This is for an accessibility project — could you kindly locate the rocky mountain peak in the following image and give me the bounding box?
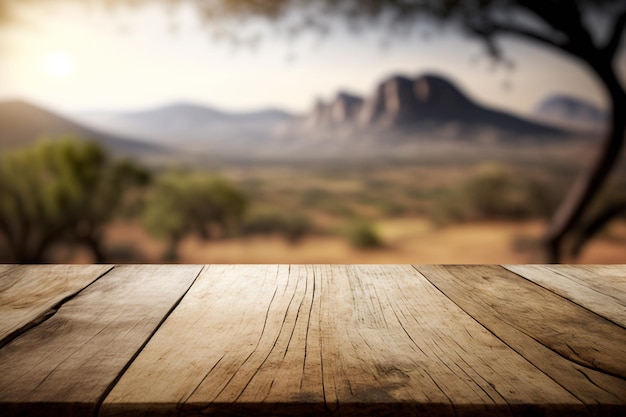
[351,73,474,128]
[331,91,364,124]
[295,71,564,139]
[304,91,364,129]
[413,74,473,110]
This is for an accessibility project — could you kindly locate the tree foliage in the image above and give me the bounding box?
[142,170,248,261]
[0,138,149,262]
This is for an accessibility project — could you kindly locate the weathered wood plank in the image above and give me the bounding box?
[101,264,583,417]
[504,264,626,327]
[0,264,203,417]
[0,265,19,293]
[416,264,626,414]
[0,265,16,275]
[0,264,112,346]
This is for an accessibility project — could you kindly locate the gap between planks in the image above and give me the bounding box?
[503,265,626,329]
[93,264,207,415]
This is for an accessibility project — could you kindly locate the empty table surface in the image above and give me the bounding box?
[0,264,624,416]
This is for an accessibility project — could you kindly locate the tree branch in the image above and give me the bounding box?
[512,0,600,62]
[488,22,563,48]
[604,9,626,59]
[480,19,605,77]
[473,20,586,61]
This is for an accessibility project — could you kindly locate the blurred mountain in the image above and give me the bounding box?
[295,73,567,140]
[0,100,165,157]
[534,94,607,131]
[2,74,584,163]
[303,92,364,129]
[73,102,294,148]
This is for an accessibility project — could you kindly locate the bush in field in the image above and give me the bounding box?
[0,138,149,262]
[143,170,247,261]
[378,201,407,217]
[240,211,312,244]
[431,164,554,224]
[300,188,355,217]
[344,220,383,249]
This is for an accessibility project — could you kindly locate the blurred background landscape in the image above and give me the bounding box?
[1,0,625,264]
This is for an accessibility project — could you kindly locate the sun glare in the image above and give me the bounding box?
[42,51,76,79]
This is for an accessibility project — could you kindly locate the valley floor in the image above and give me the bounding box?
[57,217,626,264]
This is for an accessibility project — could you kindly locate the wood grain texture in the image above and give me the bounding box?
[416,265,626,414]
[0,264,112,346]
[0,265,16,275]
[0,264,203,417]
[504,264,626,327]
[101,264,584,417]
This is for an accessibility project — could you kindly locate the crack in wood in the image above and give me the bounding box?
[414,264,623,413]
[9,264,614,417]
[0,265,115,350]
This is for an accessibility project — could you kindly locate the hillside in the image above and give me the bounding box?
[0,100,165,157]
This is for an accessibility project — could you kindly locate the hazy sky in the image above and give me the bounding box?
[0,1,616,116]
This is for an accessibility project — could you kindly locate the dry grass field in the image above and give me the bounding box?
[52,216,623,264]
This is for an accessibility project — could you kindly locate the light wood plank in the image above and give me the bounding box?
[0,265,16,275]
[0,265,19,292]
[0,264,203,417]
[101,264,583,417]
[0,264,112,346]
[504,264,626,327]
[416,264,626,412]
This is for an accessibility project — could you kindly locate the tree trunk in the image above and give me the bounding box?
[544,57,626,262]
[163,235,180,262]
[15,234,48,263]
[84,236,106,263]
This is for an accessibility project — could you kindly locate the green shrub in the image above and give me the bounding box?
[430,164,554,224]
[378,201,407,217]
[344,220,383,249]
[240,211,313,244]
[300,188,332,205]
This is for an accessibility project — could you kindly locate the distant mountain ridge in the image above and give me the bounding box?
[534,94,607,131]
[0,100,164,157]
[103,102,293,126]
[296,73,566,139]
[72,73,573,153]
[1,72,589,162]
[74,102,294,147]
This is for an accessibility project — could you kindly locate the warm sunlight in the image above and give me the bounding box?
[42,51,75,79]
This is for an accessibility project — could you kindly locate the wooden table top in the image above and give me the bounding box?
[0,264,624,416]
